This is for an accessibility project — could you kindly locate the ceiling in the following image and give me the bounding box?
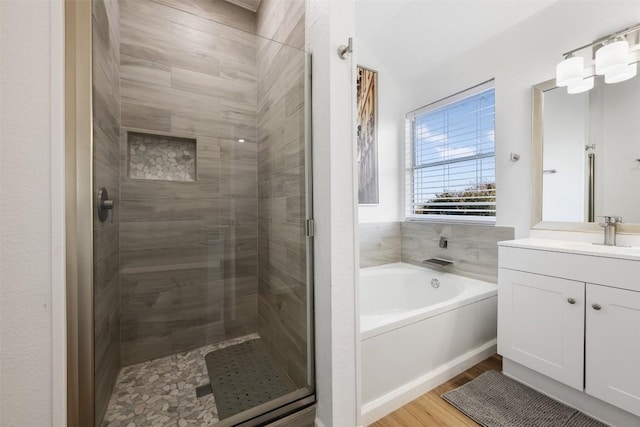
[356,0,560,80]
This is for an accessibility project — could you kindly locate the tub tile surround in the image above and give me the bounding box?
[401,222,515,282]
[359,221,515,282]
[359,222,401,268]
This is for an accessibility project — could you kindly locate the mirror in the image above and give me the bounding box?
[532,74,640,230]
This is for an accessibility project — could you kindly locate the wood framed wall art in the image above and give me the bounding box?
[357,66,379,205]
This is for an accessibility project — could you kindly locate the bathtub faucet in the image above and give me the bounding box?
[422,258,453,270]
[439,236,448,249]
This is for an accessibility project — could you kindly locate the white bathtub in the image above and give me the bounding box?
[360,262,498,425]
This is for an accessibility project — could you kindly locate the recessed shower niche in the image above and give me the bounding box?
[127,131,196,182]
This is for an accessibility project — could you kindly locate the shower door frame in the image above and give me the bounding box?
[65,1,316,425]
[65,1,94,426]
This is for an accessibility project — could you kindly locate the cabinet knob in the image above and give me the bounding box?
[592,303,602,311]
[567,297,576,305]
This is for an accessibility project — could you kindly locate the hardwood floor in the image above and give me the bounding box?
[370,354,503,427]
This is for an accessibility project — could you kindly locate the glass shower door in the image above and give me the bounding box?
[92,0,313,425]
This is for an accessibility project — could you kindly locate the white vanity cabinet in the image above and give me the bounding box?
[498,239,640,420]
[498,269,584,390]
[586,283,640,417]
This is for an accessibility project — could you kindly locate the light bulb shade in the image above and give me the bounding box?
[567,77,594,94]
[556,56,584,86]
[595,40,629,75]
[605,62,638,83]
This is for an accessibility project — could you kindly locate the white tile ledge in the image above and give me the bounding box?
[499,238,640,262]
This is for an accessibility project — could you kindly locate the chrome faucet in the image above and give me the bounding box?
[598,215,622,246]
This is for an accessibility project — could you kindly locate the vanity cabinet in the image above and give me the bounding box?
[498,239,640,418]
[586,284,640,417]
[498,269,584,390]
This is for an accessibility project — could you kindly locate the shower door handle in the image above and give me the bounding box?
[97,187,114,222]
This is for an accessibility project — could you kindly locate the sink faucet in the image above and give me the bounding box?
[598,215,622,246]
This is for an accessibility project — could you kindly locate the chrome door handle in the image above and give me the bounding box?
[567,297,576,305]
[592,303,602,311]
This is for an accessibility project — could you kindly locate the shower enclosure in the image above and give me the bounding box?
[66,0,313,425]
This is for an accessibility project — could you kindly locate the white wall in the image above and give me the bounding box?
[357,42,405,223]
[357,0,640,237]
[0,0,65,425]
[308,0,359,425]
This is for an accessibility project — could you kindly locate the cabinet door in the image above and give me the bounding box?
[498,268,584,390]
[586,284,640,417]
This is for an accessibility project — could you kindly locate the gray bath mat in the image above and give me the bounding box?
[204,338,296,420]
[441,370,608,427]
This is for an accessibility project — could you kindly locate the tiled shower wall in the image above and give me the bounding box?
[359,222,515,282]
[93,0,121,422]
[118,0,259,365]
[256,0,308,388]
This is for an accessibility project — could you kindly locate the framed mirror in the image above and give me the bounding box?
[531,75,640,233]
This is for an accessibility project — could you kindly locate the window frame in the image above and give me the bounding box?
[405,79,496,224]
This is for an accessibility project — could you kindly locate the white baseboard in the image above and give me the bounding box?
[361,340,497,426]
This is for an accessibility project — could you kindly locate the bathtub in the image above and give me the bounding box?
[360,262,498,425]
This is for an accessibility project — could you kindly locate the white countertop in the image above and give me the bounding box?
[498,238,640,262]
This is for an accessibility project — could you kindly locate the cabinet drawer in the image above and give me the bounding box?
[499,246,640,292]
[498,268,584,390]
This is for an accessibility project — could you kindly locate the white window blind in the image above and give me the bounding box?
[406,81,495,220]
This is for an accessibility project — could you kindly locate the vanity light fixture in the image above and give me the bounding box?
[555,23,640,94]
[595,38,630,76]
[556,55,584,87]
[567,76,594,94]
[605,62,637,83]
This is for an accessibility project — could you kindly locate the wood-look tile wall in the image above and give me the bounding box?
[400,222,515,283]
[93,0,121,423]
[359,223,401,268]
[118,0,259,365]
[255,0,308,388]
[359,222,515,281]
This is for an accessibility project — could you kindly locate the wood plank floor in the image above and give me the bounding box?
[370,354,502,427]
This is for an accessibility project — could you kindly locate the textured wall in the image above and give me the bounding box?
[93,0,121,423]
[0,1,57,425]
[255,0,308,388]
[118,0,259,365]
[359,222,401,268]
[401,222,514,282]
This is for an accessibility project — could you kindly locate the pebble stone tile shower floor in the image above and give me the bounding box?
[101,334,259,427]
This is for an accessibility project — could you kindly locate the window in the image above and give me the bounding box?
[406,81,495,221]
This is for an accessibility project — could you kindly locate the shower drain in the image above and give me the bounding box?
[195,384,213,398]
